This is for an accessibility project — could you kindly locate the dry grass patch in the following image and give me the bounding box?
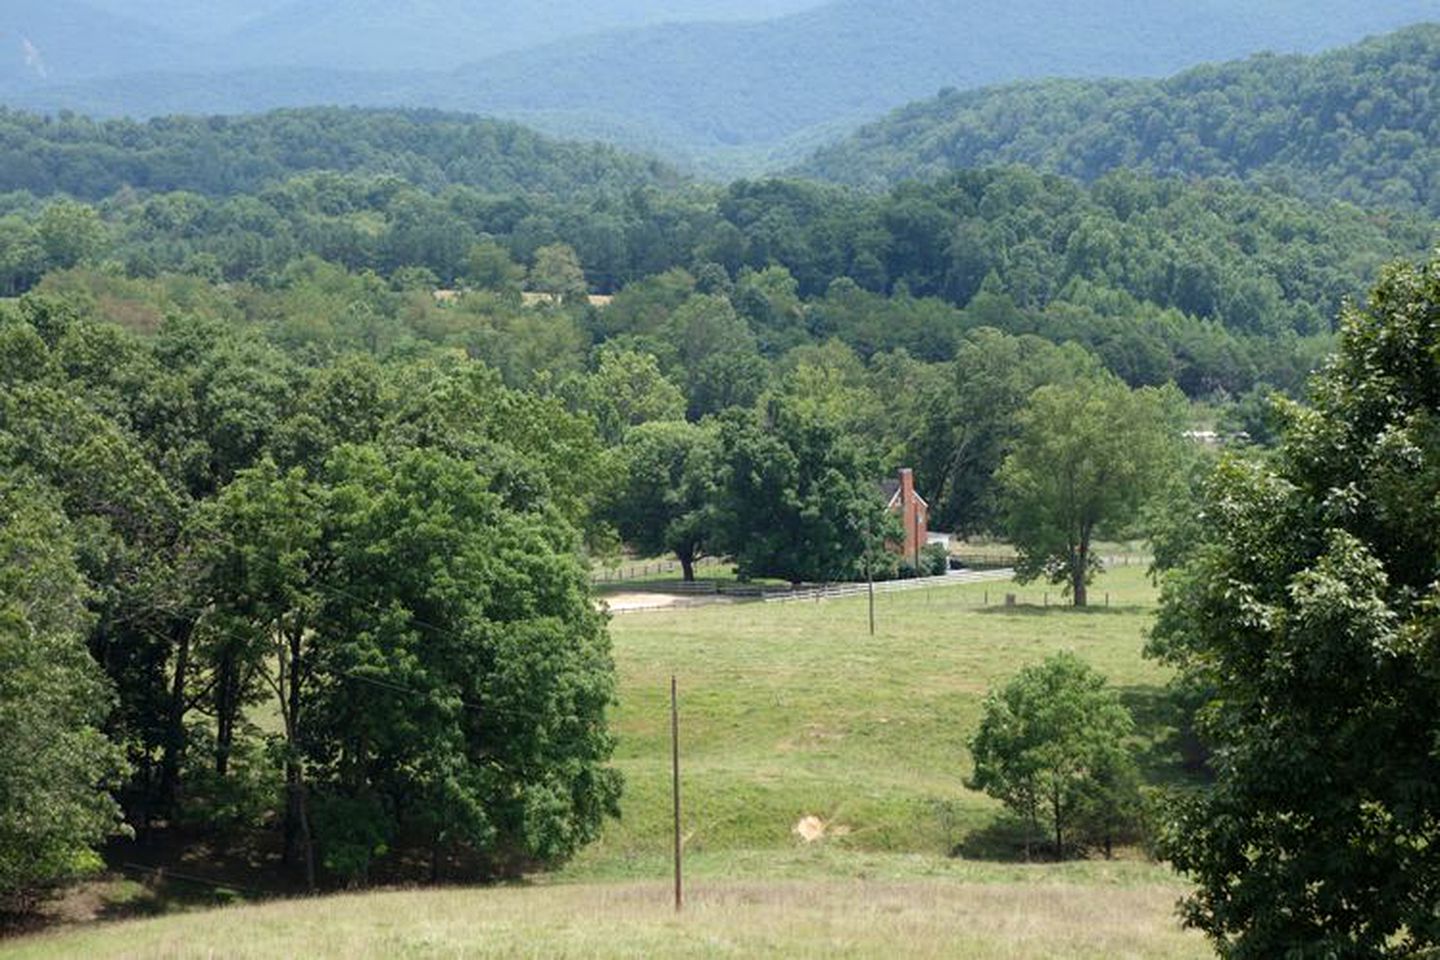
[1,878,1203,959]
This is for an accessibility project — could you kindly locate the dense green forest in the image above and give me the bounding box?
[803,24,1440,213]
[0,108,677,200]
[1,105,1431,404]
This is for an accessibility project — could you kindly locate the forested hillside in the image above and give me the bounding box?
[2,116,1429,403]
[0,108,678,200]
[5,1,1432,172]
[803,24,1440,213]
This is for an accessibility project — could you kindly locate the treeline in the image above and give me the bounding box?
[3,165,1430,402]
[22,251,1194,538]
[0,295,628,902]
[0,107,678,200]
[802,23,1440,214]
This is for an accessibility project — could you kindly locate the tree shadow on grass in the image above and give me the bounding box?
[951,814,1055,862]
[975,604,1152,617]
[95,872,252,921]
[1116,684,1211,788]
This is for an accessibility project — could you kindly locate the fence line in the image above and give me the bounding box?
[595,552,1149,585]
[762,568,1014,604]
[591,556,724,584]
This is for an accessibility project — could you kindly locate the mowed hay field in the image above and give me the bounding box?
[4,566,1205,959]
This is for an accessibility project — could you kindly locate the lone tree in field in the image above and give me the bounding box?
[1149,254,1440,957]
[968,652,1138,860]
[997,376,1181,605]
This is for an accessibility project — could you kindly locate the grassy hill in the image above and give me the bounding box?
[801,23,1440,213]
[571,566,1175,875]
[1,566,1204,957]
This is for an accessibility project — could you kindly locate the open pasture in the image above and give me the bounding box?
[3,566,1203,958]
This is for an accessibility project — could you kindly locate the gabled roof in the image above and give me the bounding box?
[879,478,928,510]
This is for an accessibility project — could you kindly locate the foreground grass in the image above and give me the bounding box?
[3,875,1202,959]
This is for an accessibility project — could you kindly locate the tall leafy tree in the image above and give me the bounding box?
[605,419,719,581]
[1149,254,1440,957]
[308,445,621,882]
[563,348,686,445]
[714,396,886,585]
[528,243,588,303]
[908,328,1098,533]
[0,477,128,909]
[997,375,1182,605]
[200,461,325,886]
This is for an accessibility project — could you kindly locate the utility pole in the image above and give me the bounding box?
[671,675,682,912]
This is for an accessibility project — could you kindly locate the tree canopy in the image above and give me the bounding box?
[998,376,1184,605]
[1149,252,1440,956]
[803,24,1440,215]
[0,476,128,910]
[969,652,1139,860]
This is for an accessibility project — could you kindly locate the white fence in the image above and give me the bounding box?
[762,568,1014,604]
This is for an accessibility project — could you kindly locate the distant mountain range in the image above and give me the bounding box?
[4,0,824,76]
[2,0,1435,174]
[799,24,1440,213]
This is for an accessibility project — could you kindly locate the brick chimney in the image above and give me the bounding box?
[899,468,919,567]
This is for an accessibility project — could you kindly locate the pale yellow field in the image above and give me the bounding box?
[2,877,1203,959]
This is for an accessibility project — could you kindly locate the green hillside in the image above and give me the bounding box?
[0,107,679,200]
[575,568,1171,873]
[5,1,1433,172]
[802,23,1440,213]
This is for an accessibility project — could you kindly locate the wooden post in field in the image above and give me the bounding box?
[866,558,875,637]
[671,675,683,913]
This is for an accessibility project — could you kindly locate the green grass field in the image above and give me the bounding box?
[3,566,1205,958]
[569,565,1174,878]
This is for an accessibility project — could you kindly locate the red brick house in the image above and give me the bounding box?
[881,468,929,568]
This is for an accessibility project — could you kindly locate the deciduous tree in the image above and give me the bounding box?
[998,375,1181,605]
[968,652,1138,860]
[1149,254,1440,957]
[0,477,127,910]
[605,420,718,581]
[714,397,885,585]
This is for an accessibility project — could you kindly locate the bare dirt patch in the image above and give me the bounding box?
[598,592,737,613]
[601,592,687,612]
